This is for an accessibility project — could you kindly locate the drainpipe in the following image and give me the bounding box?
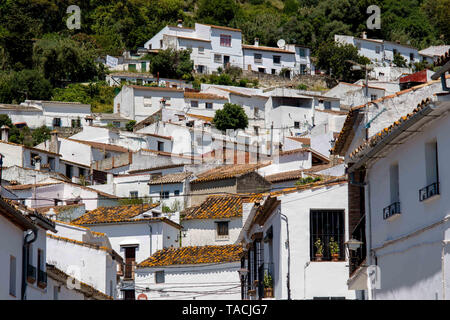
[364,170,375,300]
[148,223,153,256]
[279,212,291,300]
[21,228,37,300]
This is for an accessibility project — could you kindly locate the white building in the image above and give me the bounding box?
[238,178,356,300]
[335,34,421,66]
[72,203,182,299]
[149,171,192,211]
[325,82,387,109]
[346,93,450,299]
[135,244,242,300]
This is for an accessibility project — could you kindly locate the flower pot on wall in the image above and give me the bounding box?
[331,253,339,262]
[315,253,323,261]
[264,287,273,298]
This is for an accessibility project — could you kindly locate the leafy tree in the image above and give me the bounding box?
[150,48,193,80]
[33,35,104,87]
[32,125,51,146]
[196,0,240,26]
[0,69,52,104]
[213,103,248,131]
[393,52,407,68]
[125,120,136,132]
[315,41,370,82]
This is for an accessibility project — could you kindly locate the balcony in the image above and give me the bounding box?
[383,202,401,221]
[27,265,36,284]
[419,182,440,202]
[37,270,47,289]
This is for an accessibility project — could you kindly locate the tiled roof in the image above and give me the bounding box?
[269,176,348,197]
[0,140,61,156]
[186,113,214,122]
[184,91,227,100]
[46,264,113,300]
[435,48,450,67]
[0,104,41,112]
[36,203,84,215]
[191,163,268,184]
[137,244,242,267]
[148,171,192,185]
[72,203,159,225]
[264,169,305,183]
[177,36,211,43]
[286,136,311,145]
[279,147,330,163]
[202,24,241,32]
[331,75,450,156]
[5,182,62,190]
[181,195,243,220]
[128,85,184,92]
[64,138,130,153]
[348,98,433,162]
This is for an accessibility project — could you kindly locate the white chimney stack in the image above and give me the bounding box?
[177,19,183,28]
[254,38,259,46]
[50,130,59,154]
[1,125,9,142]
[362,31,367,39]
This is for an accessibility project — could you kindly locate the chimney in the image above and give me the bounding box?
[1,125,10,142]
[50,130,59,154]
[107,173,114,185]
[361,31,367,39]
[254,38,259,46]
[85,115,94,126]
[177,19,183,28]
[34,155,41,171]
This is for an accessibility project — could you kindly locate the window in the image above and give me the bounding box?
[393,49,398,56]
[410,53,414,61]
[197,65,205,74]
[191,100,198,108]
[157,141,164,151]
[53,286,59,300]
[198,47,204,54]
[155,271,165,283]
[174,190,180,196]
[160,191,169,199]
[112,121,120,128]
[273,55,281,65]
[53,118,61,127]
[324,101,331,110]
[10,256,16,297]
[214,54,222,63]
[300,64,307,75]
[370,94,377,101]
[71,118,81,128]
[356,42,361,50]
[123,289,135,300]
[128,64,136,72]
[220,34,231,47]
[254,53,262,64]
[130,191,138,198]
[30,153,38,166]
[271,69,276,75]
[110,280,114,297]
[258,68,265,73]
[206,102,213,109]
[48,157,55,171]
[299,48,306,58]
[79,168,85,178]
[390,163,400,204]
[124,247,136,280]
[66,164,73,179]
[375,46,381,54]
[420,140,439,201]
[294,121,300,129]
[216,221,229,237]
[310,210,345,261]
[160,39,163,48]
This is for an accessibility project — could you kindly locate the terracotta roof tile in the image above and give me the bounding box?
[137,244,242,267]
[192,163,268,184]
[184,92,227,100]
[348,98,433,161]
[435,48,450,67]
[181,195,243,220]
[148,171,192,185]
[64,138,130,153]
[72,204,159,225]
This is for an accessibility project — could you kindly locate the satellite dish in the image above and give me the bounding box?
[277,39,286,48]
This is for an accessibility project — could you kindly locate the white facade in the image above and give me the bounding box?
[135,261,241,300]
[181,217,242,247]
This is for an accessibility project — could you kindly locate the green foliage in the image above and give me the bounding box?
[263,272,273,288]
[393,52,407,68]
[315,41,370,82]
[126,120,136,132]
[51,82,115,113]
[314,238,323,255]
[118,197,144,205]
[329,237,340,255]
[295,176,321,186]
[33,35,104,87]
[297,83,308,90]
[213,103,248,131]
[150,48,193,80]
[32,125,51,146]
[196,0,240,26]
[0,69,52,104]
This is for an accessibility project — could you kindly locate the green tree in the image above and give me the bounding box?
[213,103,248,131]
[32,125,51,146]
[125,120,136,132]
[196,0,240,26]
[393,52,407,67]
[0,69,52,104]
[150,48,193,80]
[315,41,370,82]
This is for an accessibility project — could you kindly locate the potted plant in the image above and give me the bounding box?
[263,273,273,298]
[329,237,340,261]
[314,238,324,261]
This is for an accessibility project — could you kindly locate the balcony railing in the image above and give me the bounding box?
[37,270,47,289]
[27,265,36,284]
[419,182,439,201]
[383,202,401,220]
